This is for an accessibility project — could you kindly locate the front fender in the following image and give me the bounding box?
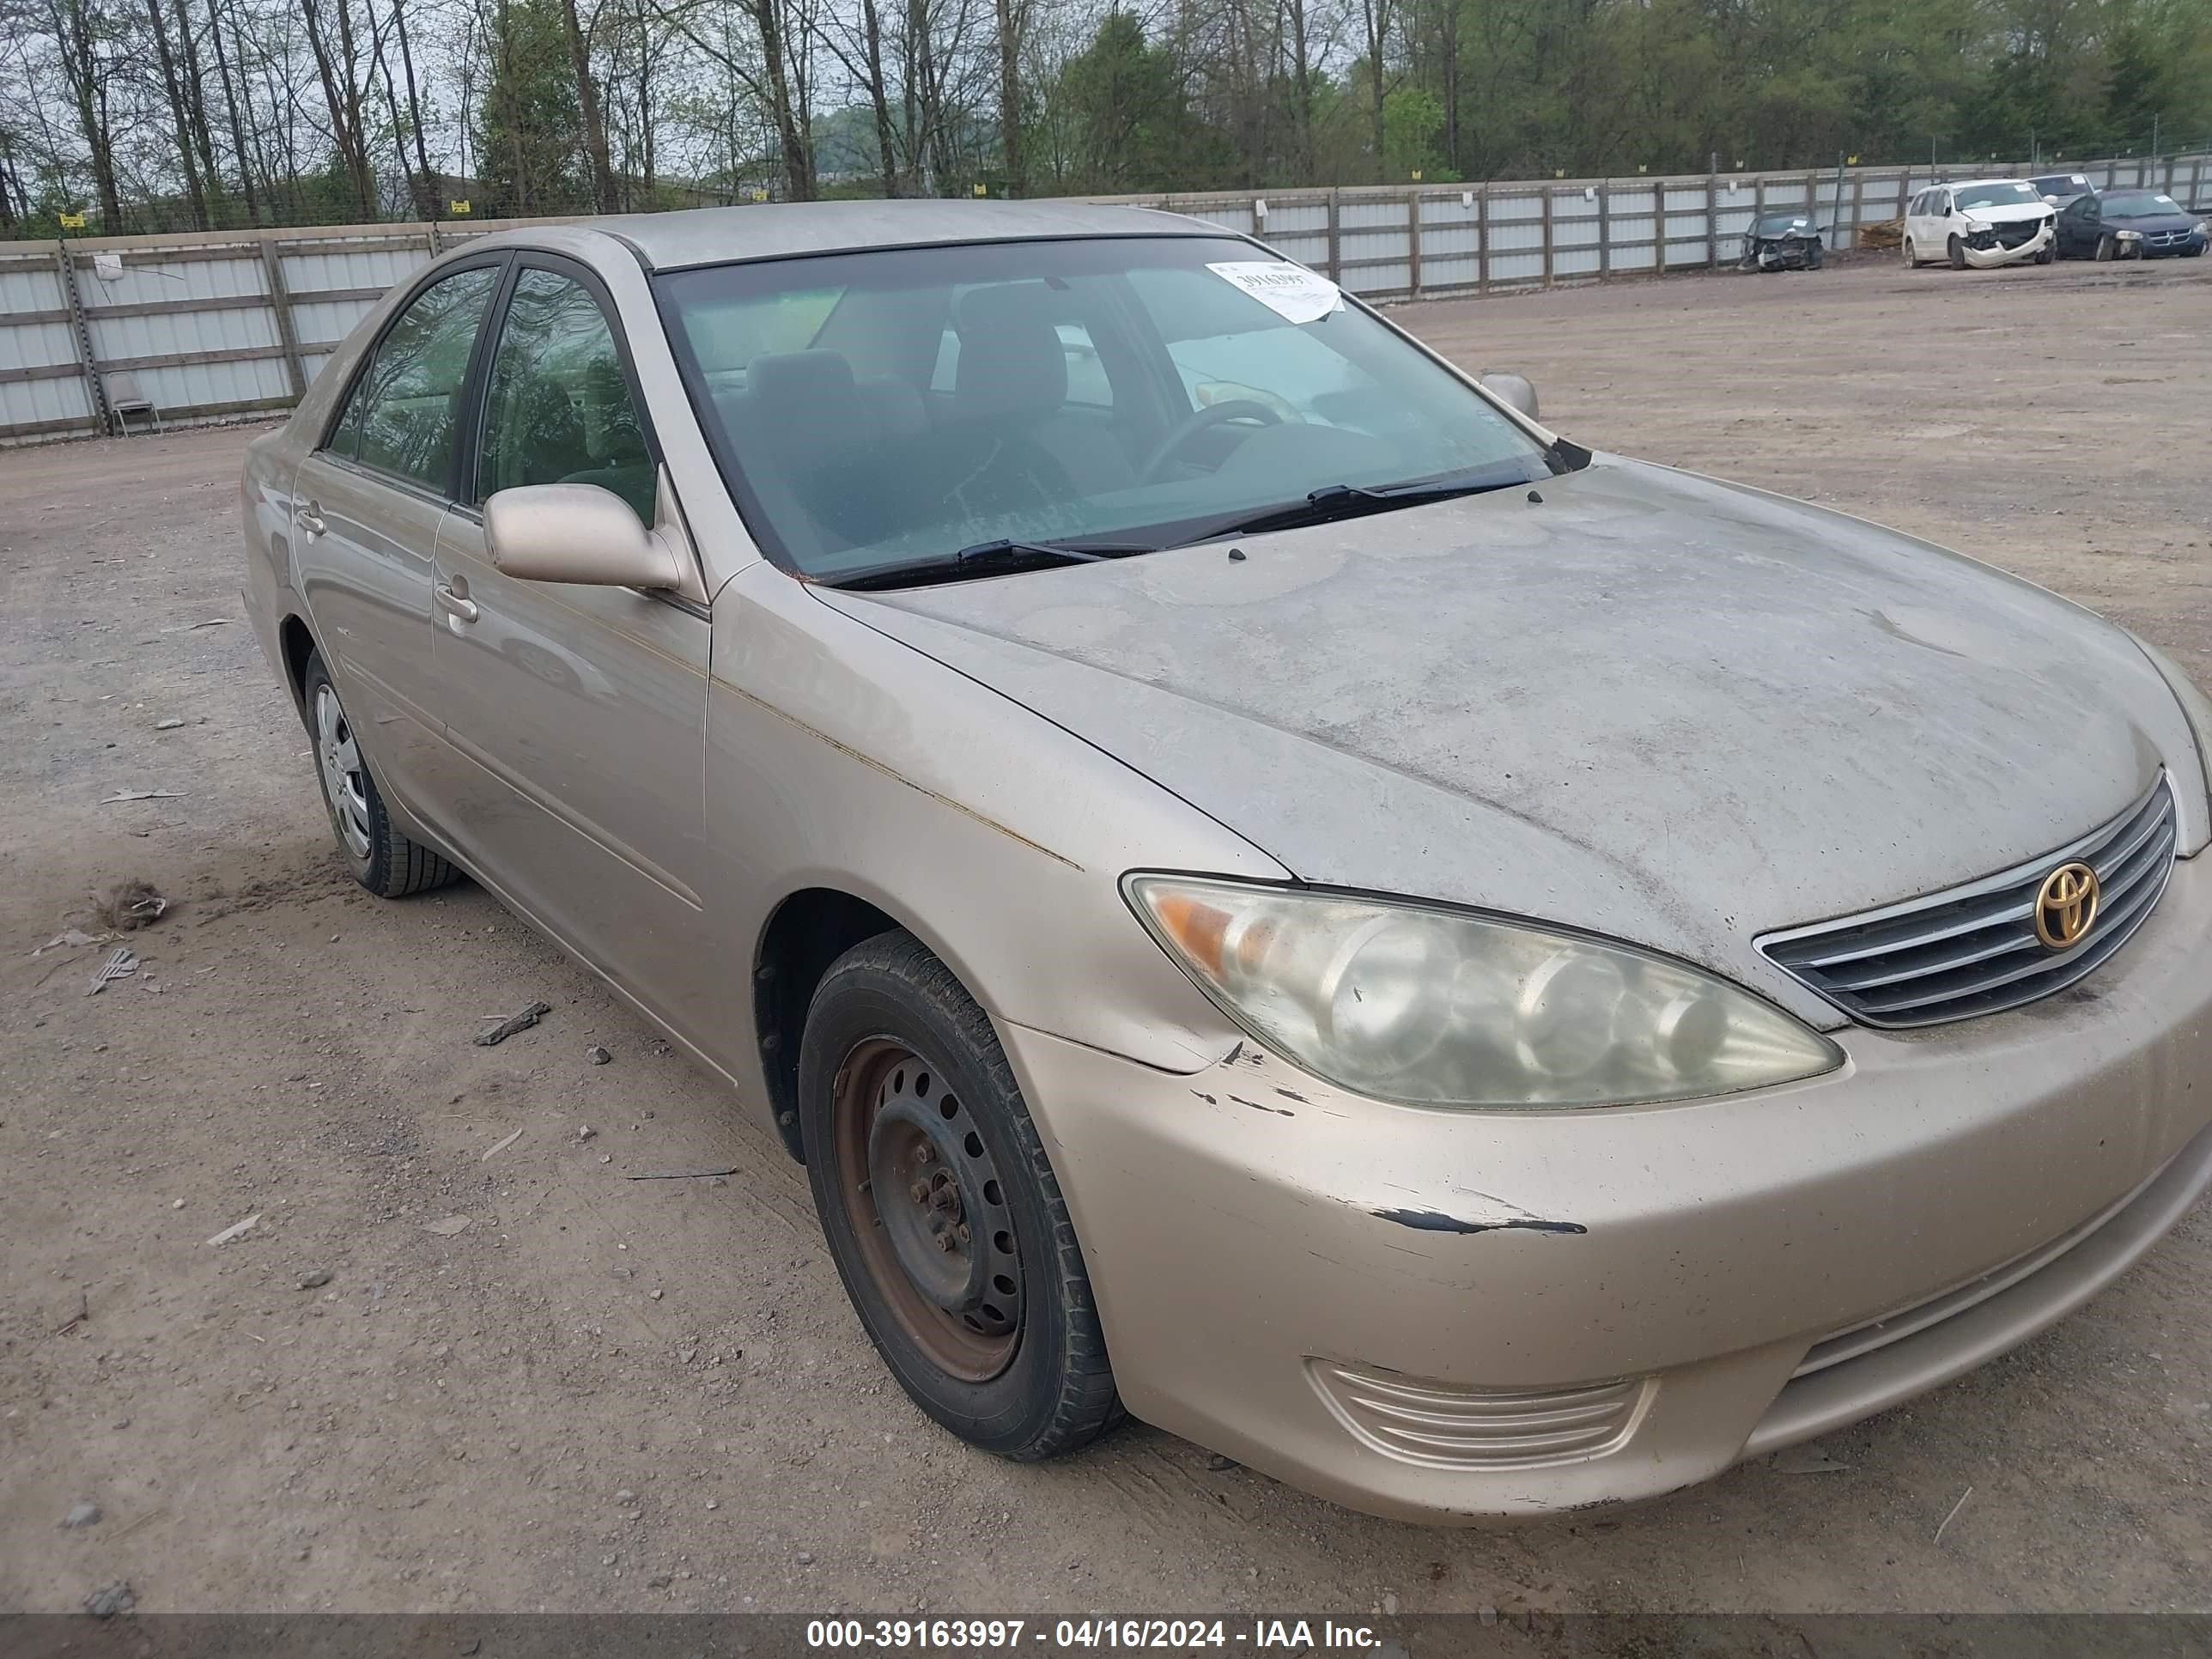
[701,562,1291,1138]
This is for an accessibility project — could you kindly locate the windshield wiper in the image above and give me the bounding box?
[830,538,1153,592]
[1174,465,1535,545]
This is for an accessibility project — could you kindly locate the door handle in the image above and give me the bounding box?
[298,500,327,538]
[435,581,479,624]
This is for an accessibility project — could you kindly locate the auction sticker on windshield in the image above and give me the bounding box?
[1206,260,1345,324]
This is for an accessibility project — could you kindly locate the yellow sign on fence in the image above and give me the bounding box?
[58,210,86,229]
[448,199,471,215]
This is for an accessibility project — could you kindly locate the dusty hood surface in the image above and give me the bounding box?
[819,459,2190,1018]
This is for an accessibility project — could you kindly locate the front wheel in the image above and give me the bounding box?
[2094,234,2116,262]
[1947,234,1967,270]
[2033,245,2054,264]
[1805,243,1825,270]
[1901,236,1917,267]
[799,932,1121,1461]
[301,650,459,897]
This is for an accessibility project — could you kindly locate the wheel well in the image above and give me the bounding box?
[755,889,902,1162]
[278,614,318,712]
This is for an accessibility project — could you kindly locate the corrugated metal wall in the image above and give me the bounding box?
[2,151,2205,447]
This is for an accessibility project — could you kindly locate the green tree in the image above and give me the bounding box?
[476,0,585,215]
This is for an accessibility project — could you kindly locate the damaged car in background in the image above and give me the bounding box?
[1903,178,2057,267]
[240,200,2212,1523]
[1737,212,1826,271]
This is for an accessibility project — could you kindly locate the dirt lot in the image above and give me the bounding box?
[4,254,2211,1619]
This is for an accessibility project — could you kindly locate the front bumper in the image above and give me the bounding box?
[1005,852,2212,1522]
[1960,221,2054,268]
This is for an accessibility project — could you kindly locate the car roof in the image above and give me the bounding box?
[1938,178,2036,191]
[580,198,1224,272]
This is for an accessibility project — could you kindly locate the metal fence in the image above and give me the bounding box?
[3,151,2207,447]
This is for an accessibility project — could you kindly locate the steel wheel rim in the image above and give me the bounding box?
[832,1037,1022,1382]
[314,683,372,860]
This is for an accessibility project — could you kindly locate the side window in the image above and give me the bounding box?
[340,264,499,489]
[477,267,655,527]
[329,373,368,460]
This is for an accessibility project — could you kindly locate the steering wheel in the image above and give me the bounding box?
[1140,399,1284,483]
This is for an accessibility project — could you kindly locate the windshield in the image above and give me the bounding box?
[655,235,1556,581]
[1954,182,2039,210]
[2100,191,2182,216]
[2031,174,2089,193]
[1753,215,1814,234]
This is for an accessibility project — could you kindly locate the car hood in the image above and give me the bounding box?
[1962,203,2051,224]
[817,459,2190,1019]
[2106,211,2203,232]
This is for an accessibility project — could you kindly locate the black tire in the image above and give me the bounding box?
[1902,236,1917,268]
[2183,245,2203,259]
[301,649,459,898]
[799,931,1121,1461]
[1806,244,1825,270]
[1948,234,1967,270]
[2094,234,2115,263]
[2033,246,2053,265]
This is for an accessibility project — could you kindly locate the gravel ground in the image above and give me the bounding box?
[3,253,2209,1618]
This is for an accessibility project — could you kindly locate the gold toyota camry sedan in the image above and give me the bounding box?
[240,200,2212,1522]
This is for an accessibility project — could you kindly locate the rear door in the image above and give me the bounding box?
[292,257,506,814]
[421,255,719,1038]
[1905,191,1933,255]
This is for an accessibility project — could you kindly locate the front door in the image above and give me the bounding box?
[292,260,504,813]
[423,258,719,1042]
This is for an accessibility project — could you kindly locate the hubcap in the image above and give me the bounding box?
[314,684,372,860]
[834,1039,1023,1382]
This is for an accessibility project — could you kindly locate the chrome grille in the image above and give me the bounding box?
[1757,775,2177,1029]
[1307,1359,1647,1469]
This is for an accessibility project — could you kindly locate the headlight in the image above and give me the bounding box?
[2130,633,2212,805]
[1125,876,1843,1109]
[2117,229,2143,240]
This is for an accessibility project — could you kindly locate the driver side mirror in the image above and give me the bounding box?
[1480,371,1540,421]
[483,483,685,589]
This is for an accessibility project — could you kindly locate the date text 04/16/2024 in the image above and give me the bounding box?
[805,1619,1387,1650]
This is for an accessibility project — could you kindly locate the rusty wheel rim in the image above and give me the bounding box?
[832,1037,1022,1382]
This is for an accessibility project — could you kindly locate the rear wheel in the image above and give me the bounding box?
[799,931,1121,1460]
[301,651,459,898]
[1947,234,1967,270]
